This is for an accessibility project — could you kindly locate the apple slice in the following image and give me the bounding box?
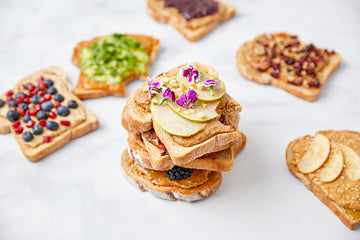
[167,100,220,123]
[318,142,344,182]
[176,70,226,101]
[298,133,330,174]
[339,144,360,181]
[150,97,206,137]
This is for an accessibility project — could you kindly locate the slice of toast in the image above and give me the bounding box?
[147,0,235,41]
[0,66,99,162]
[128,130,247,171]
[235,33,341,102]
[121,149,222,202]
[72,34,159,99]
[286,130,360,230]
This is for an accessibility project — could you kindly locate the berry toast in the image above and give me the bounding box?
[286,130,360,230]
[235,33,341,101]
[72,33,159,99]
[147,0,235,42]
[0,66,99,162]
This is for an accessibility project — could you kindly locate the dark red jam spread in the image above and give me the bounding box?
[162,0,219,21]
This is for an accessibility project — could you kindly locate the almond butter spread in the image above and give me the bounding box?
[245,33,337,88]
[290,133,360,213]
[129,158,209,188]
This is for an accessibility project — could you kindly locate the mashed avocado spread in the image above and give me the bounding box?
[80,34,149,85]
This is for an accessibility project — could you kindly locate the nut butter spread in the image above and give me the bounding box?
[290,134,360,213]
[245,33,337,88]
[129,158,210,188]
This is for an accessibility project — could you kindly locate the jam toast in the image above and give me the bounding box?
[0,66,99,162]
[147,0,235,42]
[72,34,159,99]
[235,33,341,101]
[286,130,360,230]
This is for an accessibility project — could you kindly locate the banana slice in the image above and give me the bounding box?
[339,144,360,181]
[298,133,330,174]
[318,142,344,182]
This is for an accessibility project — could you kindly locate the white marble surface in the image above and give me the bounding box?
[0,0,360,239]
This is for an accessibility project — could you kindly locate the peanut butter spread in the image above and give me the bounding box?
[245,33,337,88]
[0,73,86,148]
[290,132,360,212]
[129,158,210,188]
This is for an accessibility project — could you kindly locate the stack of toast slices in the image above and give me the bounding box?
[121,63,246,202]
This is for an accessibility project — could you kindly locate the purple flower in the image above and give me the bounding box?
[148,77,162,98]
[202,80,222,96]
[176,89,198,108]
[181,65,200,83]
[162,87,176,102]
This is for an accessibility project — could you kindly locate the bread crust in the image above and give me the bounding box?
[235,33,342,102]
[147,0,235,41]
[121,149,222,202]
[286,130,360,230]
[0,66,99,162]
[72,34,159,99]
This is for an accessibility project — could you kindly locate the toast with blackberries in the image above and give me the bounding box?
[147,0,235,42]
[72,33,159,99]
[0,66,99,162]
[235,33,341,101]
[286,130,360,230]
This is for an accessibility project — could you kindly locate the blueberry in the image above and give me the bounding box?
[54,93,64,102]
[36,110,47,120]
[6,110,20,122]
[23,115,31,123]
[46,121,59,131]
[44,79,54,87]
[33,125,43,135]
[57,106,70,116]
[22,131,33,142]
[8,100,17,108]
[32,95,41,104]
[41,101,54,112]
[47,86,57,95]
[68,100,78,109]
[0,99,4,108]
[19,103,29,111]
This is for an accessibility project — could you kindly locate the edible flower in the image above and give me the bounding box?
[148,77,162,98]
[181,65,200,83]
[159,87,176,105]
[202,80,222,96]
[176,89,198,108]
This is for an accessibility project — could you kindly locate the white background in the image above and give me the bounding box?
[0,0,359,239]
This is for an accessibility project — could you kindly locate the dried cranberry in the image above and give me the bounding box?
[303,44,315,52]
[48,111,57,119]
[60,120,71,127]
[43,136,52,143]
[287,78,303,86]
[26,120,36,128]
[308,79,321,88]
[295,67,302,76]
[12,121,21,129]
[292,62,300,68]
[306,69,316,77]
[271,69,280,78]
[39,119,47,127]
[284,56,295,65]
[271,62,280,69]
[256,67,269,72]
[15,126,24,134]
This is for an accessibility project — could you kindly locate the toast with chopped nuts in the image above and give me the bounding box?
[72,34,159,99]
[235,33,341,102]
[121,149,222,202]
[0,66,99,162]
[147,0,235,42]
[286,130,360,230]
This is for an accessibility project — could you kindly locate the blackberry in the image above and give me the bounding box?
[166,166,193,181]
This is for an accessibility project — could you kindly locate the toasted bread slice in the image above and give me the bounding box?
[72,34,159,99]
[121,149,222,202]
[286,130,360,230]
[147,0,235,41]
[0,66,99,162]
[127,130,246,171]
[235,33,341,102]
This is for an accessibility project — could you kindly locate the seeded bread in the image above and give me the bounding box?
[235,33,342,102]
[286,130,360,230]
[147,0,235,42]
[121,149,222,202]
[0,66,99,162]
[72,34,159,99]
